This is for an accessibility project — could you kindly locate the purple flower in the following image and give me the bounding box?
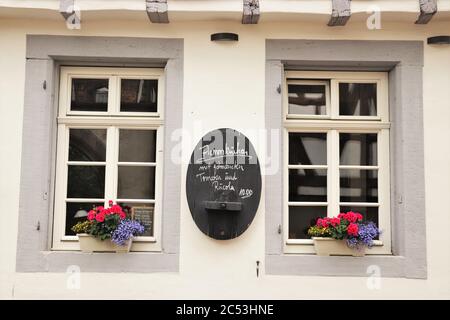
[346,222,380,249]
[111,219,145,246]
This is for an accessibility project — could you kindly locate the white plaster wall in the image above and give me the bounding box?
[0,16,449,299]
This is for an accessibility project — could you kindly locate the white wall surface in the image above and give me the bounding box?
[0,14,449,299]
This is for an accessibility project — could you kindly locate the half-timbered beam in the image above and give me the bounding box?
[59,0,75,21]
[415,0,437,24]
[328,0,351,26]
[242,0,260,24]
[146,0,169,23]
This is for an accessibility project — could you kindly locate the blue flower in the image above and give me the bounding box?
[346,222,380,249]
[111,219,145,246]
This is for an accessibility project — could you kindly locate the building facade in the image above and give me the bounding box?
[0,0,449,299]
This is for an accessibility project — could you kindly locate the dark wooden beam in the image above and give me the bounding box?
[415,0,437,24]
[59,0,75,21]
[146,0,169,23]
[242,0,260,24]
[328,0,351,27]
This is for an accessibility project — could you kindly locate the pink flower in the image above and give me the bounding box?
[316,218,329,228]
[330,217,341,227]
[108,200,114,206]
[316,218,324,227]
[87,210,96,221]
[347,223,359,236]
[111,205,122,214]
[119,212,126,220]
[96,212,105,222]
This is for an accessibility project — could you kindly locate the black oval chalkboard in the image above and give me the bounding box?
[186,128,262,240]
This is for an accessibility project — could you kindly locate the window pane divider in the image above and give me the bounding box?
[65,198,104,202]
[287,164,327,169]
[117,162,156,167]
[67,161,106,166]
[288,202,328,206]
[329,130,339,218]
[116,199,156,203]
[339,165,379,170]
[284,120,390,130]
[58,116,163,127]
[339,202,379,207]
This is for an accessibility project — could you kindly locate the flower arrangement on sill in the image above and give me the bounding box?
[71,201,145,252]
[307,211,381,256]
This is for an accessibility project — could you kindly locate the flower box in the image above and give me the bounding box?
[71,201,145,253]
[312,237,365,257]
[77,233,132,253]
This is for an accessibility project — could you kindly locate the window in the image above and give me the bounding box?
[283,71,391,254]
[52,67,164,251]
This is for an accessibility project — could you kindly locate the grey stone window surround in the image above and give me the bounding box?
[16,35,183,273]
[265,40,427,279]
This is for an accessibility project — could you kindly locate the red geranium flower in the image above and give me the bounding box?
[347,223,359,236]
[330,217,341,227]
[87,210,96,221]
[96,212,105,222]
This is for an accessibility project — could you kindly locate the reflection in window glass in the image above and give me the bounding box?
[340,133,377,166]
[340,169,378,202]
[65,202,103,236]
[289,133,327,165]
[119,202,155,237]
[339,83,377,116]
[69,129,107,162]
[67,165,105,199]
[117,166,155,199]
[289,206,328,239]
[71,79,109,112]
[119,129,156,163]
[289,169,327,202]
[288,84,327,115]
[120,79,158,113]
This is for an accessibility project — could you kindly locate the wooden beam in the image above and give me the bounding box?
[146,0,169,23]
[415,0,437,24]
[242,0,260,24]
[328,0,351,27]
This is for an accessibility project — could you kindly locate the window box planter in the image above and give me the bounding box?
[77,234,132,253]
[312,237,366,257]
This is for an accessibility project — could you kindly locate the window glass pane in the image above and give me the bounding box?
[120,79,158,113]
[339,83,377,116]
[340,169,378,202]
[119,202,154,237]
[289,169,327,202]
[65,202,103,236]
[340,133,377,166]
[67,165,105,198]
[117,166,155,199]
[340,206,379,240]
[119,129,156,163]
[69,129,106,162]
[288,84,327,115]
[71,78,108,112]
[289,133,327,165]
[289,206,328,239]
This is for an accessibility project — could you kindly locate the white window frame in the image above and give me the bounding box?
[52,67,165,252]
[283,71,391,255]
